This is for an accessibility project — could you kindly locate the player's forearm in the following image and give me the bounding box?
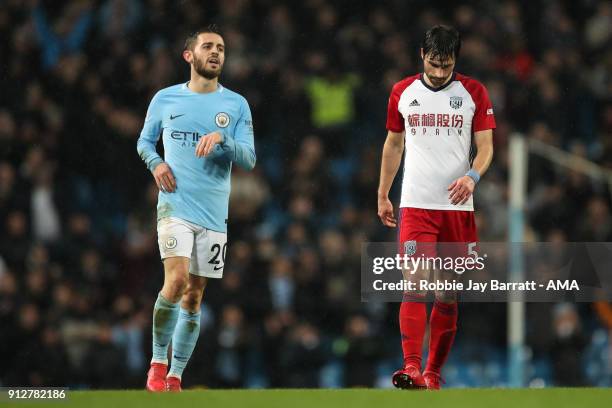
[137,138,164,172]
[219,135,256,171]
[378,140,403,198]
[137,96,163,172]
[233,142,256,170]
[471,143,493,178]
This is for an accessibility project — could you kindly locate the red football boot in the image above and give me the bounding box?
[166,375,182,392]
[392,365,427,390]
[146,362,168,392]
[423,371,444,390]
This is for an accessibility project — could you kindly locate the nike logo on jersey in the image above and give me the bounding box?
[170,114,185,120]
[409,99,420,107]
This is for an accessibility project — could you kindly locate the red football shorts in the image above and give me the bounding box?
[398,207,478,258]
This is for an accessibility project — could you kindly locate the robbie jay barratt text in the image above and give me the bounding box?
[371,279,580,292]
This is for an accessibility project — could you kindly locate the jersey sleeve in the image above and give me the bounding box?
[217,97,256,170]
[471,83,496,132]
[136,92,164,172]
[386,83,405,132]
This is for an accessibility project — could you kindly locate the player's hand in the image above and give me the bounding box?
[448,176,475,205]
[153,162,176,193]
[195,131,222,157]
[378,196,397,227]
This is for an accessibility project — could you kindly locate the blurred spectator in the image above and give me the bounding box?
[30,161,61,243]
[212,305,250,388]
[340,315,383,387]
[280,322,326,387]
[97,0,143,40]
[31,0,94,69]
[305,64,360,155]
[0,211,30,270]
[550,303,588,386]
[577,197,612,241]
[84,323,128,388]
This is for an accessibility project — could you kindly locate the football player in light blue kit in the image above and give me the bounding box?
[137,25,255,392]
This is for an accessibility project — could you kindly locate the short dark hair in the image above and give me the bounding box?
[421,25,461,61]
[184,24,223,51]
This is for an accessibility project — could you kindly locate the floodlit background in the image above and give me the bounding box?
[0,0,611,389]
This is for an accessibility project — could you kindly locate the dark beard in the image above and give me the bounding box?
[194,57,221,80]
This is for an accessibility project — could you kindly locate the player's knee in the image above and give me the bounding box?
[434,290,457,304]
[402,290,428,302]
[164,266,189,298]
[411,289,429,298]
[183,287,204,312]
[174,275,188,293]
[163,281,187,302]
[172,274,189,292]
[183,293,202,312]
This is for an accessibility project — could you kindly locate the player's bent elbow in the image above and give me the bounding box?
[239,149,256,171]
[136,141,144,156]
[244,154,256,171]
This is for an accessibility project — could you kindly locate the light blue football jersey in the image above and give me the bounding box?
[137,82,256,233]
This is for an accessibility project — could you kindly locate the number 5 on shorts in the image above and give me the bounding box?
[467,242,478,257]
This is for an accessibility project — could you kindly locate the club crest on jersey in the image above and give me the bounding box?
[404,240,417,256]
[450,96,463,109]
[215,112,230,128]
[165,236,177,250]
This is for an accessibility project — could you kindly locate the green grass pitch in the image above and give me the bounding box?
[12,388,611,408]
